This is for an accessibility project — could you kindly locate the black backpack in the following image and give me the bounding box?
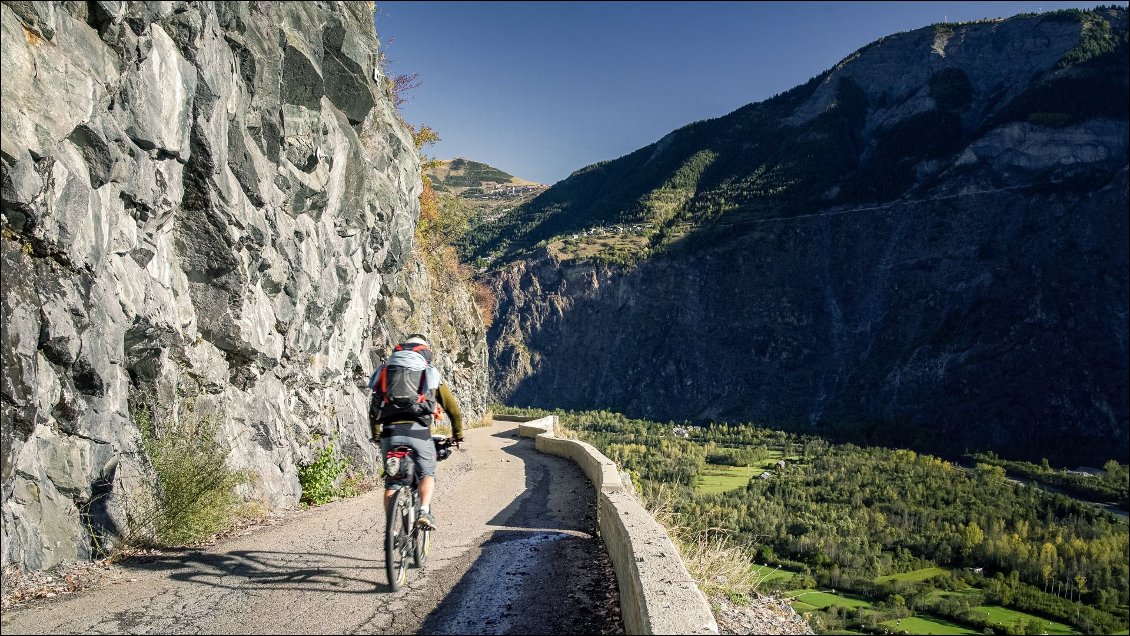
[370,343,440,430]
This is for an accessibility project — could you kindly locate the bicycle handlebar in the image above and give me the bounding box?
[432,435,458,460]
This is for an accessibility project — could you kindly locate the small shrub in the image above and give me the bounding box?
[297,435,357,506]
[553,419,578,440]
[130,392,249,546]
[470,277,497,328]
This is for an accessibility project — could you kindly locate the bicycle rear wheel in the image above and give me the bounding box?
[385,488,411,591]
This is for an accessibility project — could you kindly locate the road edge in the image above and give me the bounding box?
[503,414,719,636]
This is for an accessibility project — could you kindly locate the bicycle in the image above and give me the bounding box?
[383,434,455,591]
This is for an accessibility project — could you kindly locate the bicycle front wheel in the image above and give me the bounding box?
[414,525,431,568]
[385,488,411,591]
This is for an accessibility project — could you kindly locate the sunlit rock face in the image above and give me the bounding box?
[1,1,487,572]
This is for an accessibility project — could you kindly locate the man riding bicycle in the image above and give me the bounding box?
[370,334,463,530]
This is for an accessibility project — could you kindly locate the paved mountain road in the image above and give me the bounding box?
[1,419,622,634]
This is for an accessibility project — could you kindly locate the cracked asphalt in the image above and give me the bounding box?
[0,419,623,635]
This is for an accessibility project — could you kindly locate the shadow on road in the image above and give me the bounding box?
[416,428,622,635]
[120,548,395,594]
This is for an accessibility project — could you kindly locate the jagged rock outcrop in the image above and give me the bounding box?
[1,1,488,573]
[487,9,1128,466]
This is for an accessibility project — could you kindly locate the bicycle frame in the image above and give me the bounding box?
[383,435,451,591]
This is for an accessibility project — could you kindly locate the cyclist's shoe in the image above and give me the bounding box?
[416,511,438,530]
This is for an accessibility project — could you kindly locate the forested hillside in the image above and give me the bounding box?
[464,7,1128,268]
[502,406,1130,635]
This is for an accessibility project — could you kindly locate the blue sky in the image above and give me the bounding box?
[375,1,1126,184]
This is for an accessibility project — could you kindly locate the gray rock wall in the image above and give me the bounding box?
[1,1,487,572]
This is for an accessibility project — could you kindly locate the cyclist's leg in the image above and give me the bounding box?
[418,475,434,508]
[411,436,437,507]
[410,437,437,526]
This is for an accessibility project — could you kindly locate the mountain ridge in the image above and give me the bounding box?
[464,6,1127,270]
[480,6,1129,466]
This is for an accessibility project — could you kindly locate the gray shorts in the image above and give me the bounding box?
[380,434,437,488]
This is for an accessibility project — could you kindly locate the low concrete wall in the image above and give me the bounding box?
[505,415,719,635]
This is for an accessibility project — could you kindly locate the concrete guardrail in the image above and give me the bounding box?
[501,414,719,635]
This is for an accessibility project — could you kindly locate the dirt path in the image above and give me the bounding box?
[0,419,622,635]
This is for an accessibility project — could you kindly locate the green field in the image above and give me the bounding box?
[752,564,796,584]
[970,605,1080,635]
[878,615,980,635]
[875,567,950,584]
[786,589,874,611]
[697,465,762,494]
[790,585,1084,635]
[696,451,801,494]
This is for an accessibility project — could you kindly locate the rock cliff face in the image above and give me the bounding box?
[488,10,1129,466]
[1,1,487,572]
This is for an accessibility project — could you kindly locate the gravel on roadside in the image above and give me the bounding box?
[712,593,815,635]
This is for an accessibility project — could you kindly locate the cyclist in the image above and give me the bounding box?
[370,334,463,530]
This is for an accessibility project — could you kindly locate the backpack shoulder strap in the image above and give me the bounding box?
[377,366,389,402]
[416,370,429,403]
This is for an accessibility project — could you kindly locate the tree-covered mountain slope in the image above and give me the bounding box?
[481,7,1129,466]
[464,7,1127,269]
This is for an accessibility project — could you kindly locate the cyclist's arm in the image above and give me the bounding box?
[436,383,463,441]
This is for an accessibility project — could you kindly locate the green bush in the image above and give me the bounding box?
[297,435,357,506]
[131,392,249,546]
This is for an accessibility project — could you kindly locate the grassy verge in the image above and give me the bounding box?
[645,490,767,601]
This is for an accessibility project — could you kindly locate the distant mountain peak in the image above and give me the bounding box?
[427,158,543,194]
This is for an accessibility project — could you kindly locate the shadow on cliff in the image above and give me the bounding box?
[494,175,1130,466]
